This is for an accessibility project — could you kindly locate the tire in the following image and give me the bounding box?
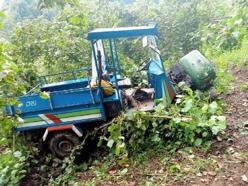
[48,132,80,158]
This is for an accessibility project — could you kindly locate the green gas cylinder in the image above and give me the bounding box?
[178,50,216,90]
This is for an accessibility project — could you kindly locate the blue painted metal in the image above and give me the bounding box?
[21,105,102,121]
[17,88,101,114]
[90,41,107,121]
[147,60,175,106]
[109,39,121,101]
[16,117,103,132]
[40,78,90,92]
[87,25,158,40]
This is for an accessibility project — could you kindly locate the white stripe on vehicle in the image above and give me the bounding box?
[42,129,49,141]
[17,121,47,128]
[72,125,83,137]
[39,114,54,124]
[60,114,101,122]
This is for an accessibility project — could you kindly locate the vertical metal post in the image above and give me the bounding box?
[91,41,106,120]
[109,39,121,101]
[91,41,100,87]
[113,40,121,74]
[154,36,166,73]
[101,40,108,71]
[87,68,95,104]
[44,76,48,85]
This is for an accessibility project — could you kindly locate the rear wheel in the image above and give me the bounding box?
[48,132,80,158]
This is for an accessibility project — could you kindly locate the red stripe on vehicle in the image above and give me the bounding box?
[45,114,61,123]
[47,125,73,132]
[166,81,175,100]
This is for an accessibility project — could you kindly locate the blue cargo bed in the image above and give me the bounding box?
[8,86,111,132]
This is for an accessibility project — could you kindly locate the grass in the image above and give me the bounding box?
[213,39,248,66]
[240,83,248,91]
[209,39,248,93]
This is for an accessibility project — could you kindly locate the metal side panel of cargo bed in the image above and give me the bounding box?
[16,106,104,131]
[14,87,107,132]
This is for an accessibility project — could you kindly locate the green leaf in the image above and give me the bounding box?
[69,16,81,25]
[194,138,202,146]
[107,139,114,148]
[169,164,181,173]
[39,91,50,99]
[217,115,226,122]
[181,99,193,113]
[115,143,125,156]
[173,117,181,124]
[202,132,208,137]
[201,104,208,113]
[13,151,22,158]
[217,116,226,130]
[97,137,103,147]
[208,101,218,114]
[211,126,220,135]
[120,168,128,175]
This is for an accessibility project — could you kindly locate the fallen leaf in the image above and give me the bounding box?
[129,181,137,186]
[197,172,202,177]
[122,163,130,168]
[208,171,217,176]
[241,175,248,183]
[203,171,208,176]
[108,169,117,175]
[217,136,222,141]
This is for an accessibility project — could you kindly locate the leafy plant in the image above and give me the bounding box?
[240,83,248,91]
[201,0,248,54]
[210,39,248,93]
[0,149,29,186]
[101,83,226,161]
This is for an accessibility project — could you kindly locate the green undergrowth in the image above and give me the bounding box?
[0,149,27,185]
[0,136,36,186]
[210,39,248,93]
[101,83,226,162]
[240,82,248,91]
[214,39,248,66]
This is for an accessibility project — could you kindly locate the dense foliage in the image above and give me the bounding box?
[7,0,228,86]
[102,84,226,161]
[10,12,90,87]
[201,0,248,54]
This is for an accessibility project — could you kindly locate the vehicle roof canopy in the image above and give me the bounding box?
[87,25,158,40]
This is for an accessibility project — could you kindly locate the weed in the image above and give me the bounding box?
[240,83,248,91]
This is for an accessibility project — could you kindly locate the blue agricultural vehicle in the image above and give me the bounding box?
[5,25,215,157]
